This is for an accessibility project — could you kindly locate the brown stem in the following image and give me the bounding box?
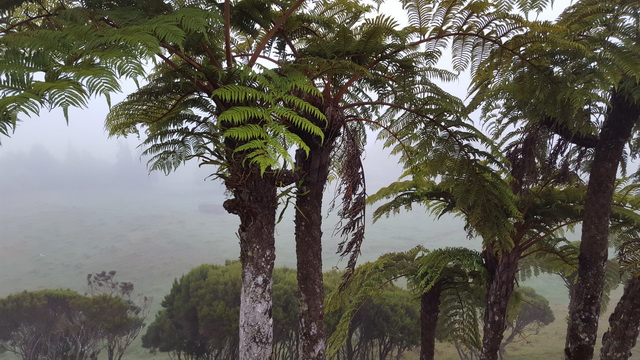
[224,0,233,67]
[480,248,522,360]
[247,0,306,68]
[1,12,58,33]
[420,283,443,360]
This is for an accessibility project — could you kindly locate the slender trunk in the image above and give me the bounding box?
[295,143,334,360]
[224,171,278,360]
[480,248,521,360]
[565,89,639,360]
[600,277,640,360]
[498,324,518,360]
[108,345,114,360]
[420,283,443,360]
[346,324,355,360]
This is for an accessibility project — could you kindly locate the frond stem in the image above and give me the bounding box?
[224,0,233,67]
[344,100,473,163]
[277,28,299,58]
[199,42,222,69]
[161,43,206,75]
[234,53,282,67]
[335,73,364,104]
[154,53,211,95]
[521,218,583,253]
[1,12,57,33]
[345,116,411,164]
[247,0,306,68]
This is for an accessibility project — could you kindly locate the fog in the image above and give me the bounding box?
[0,0,573,193]
[0,103,405,199]
[0,93,444,321]
[0,1,575,296]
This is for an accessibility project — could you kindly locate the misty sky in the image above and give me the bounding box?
[0,94,406,196]
[0,1,572,196]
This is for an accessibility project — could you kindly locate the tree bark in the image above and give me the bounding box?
[346,324,355,360]
[295,143,334,360]
[600,277,640,360]
[420,283,443,360]
[480,248,521,360]
[225,170,278,360]
[564,89,639,360]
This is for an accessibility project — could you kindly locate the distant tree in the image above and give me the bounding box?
[347,288,420,360]
[0,289,85,360]
[272,267,299,360]
[0,288,145,360]
[85,271,151,360]
[143,261,419,360]
[499,287,554,360]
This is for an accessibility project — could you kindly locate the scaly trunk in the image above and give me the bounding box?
[600,277,640,360]
[420,283,443,360]
[480,248,521,360]
[565,89,639,360]
[295,143,334,360]
[224,171,278,360]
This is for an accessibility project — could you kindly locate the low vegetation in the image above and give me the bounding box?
[141,262,421,360]
[0,272,149,360]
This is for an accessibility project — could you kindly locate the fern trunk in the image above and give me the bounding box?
[420,282,443,360]
[224,170,278,360]
[565,88,639,360]
[480,248,521,360]
[295,142,334,360]
[600,276,640,360]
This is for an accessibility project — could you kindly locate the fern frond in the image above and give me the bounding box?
[212,85,270,104]
[325,247,425,358]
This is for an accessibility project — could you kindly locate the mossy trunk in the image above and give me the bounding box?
[295,143,334,360]
[480,248,521,360]
[224,170,278,360]
[565,89,639,360]
[600,277,640,360]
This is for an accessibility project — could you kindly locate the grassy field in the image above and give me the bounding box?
[0,186,636,359]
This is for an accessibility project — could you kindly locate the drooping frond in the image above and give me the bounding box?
[332,122,367,278]
[414,247,484,292]
[324,247,424,359]
[401,0,432,37]
[325,246,486,358]
[370,148,520,252]
[105,66,221,174]
[436,281,484,352]
[518,238,579,281]
[0,1,220,139]
[619,240,640,277]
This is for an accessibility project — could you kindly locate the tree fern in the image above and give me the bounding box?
[325,246,487,358]
[325,247,424,358]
